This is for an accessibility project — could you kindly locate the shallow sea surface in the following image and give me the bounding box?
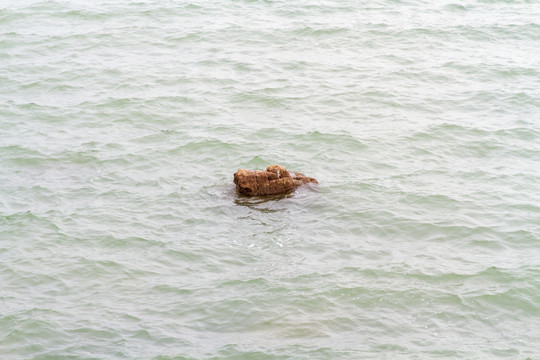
[1,0,540,359]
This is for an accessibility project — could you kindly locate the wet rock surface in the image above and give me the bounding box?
[234,165,318,196]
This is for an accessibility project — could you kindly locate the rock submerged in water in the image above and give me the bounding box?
[234,165,318,196]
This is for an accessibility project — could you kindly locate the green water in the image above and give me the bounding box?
[1,0,539,359]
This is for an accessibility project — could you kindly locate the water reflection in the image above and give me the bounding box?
[233,184,319,213]
[234,192,294,213]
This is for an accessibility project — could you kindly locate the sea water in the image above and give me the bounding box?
[1,0,539,359]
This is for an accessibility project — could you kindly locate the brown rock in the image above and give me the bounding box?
[234,165,318,196]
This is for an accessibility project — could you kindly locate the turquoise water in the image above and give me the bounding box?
[1,0,539,359]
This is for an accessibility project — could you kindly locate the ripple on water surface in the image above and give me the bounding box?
[1,0,540,359]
